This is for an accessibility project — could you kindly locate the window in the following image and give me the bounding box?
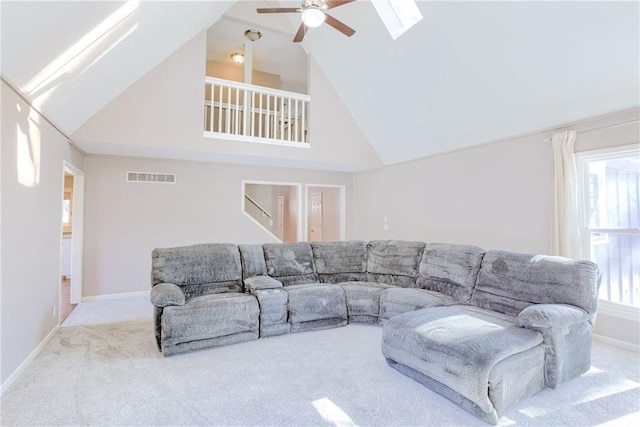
[577,145,640,309]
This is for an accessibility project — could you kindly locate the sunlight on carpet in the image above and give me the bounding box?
[312,397,357,427]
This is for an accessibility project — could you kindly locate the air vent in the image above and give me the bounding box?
[126,171,176,184]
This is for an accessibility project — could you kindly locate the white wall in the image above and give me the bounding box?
[1,80,84,386]
[352,108,640,347]
[353,131,553,253]
[83,155,353,297]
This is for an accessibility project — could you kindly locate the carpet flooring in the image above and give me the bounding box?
[0,294,639,426]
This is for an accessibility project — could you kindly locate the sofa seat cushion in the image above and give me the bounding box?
[382,305,543,420]
[161,293,259,351]
[378,288,457,322]
[338,282,395,323]
[283,284,347,325]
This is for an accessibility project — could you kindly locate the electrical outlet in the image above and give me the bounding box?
[52,305,57,318]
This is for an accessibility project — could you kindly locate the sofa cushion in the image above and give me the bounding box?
[283,284,347,324]
[338,281,395,323]
[152,243,242,297]
[239,244,267,279]
[312,241,367,283]
[367,240,425,286]
[244,276,283,292]
[379,288,458,323]
[417,243,485,303]
[263,242,319,285]
[161,293,259,352]
[472,251,600,321]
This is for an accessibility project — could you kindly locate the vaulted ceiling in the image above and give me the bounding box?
[2,1,638,167]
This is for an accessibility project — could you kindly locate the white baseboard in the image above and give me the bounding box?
[1,325,59,396]
[593,334,640,353]
[81,290,149,302]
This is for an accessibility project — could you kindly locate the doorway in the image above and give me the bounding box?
[242,181,303,242]
[305,185,346,242]
[59,161,85,323]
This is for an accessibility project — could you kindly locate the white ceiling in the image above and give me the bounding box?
[300,0,640,164]
[205,7,308,86]
[1,0,234,134]
[1,0,638,167]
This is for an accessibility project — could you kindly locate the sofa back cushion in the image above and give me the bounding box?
[417,243,485,302]
[238,244,267,279]
[471,250,600,321]
[152,243,242,298]
[311,241,368,283]
[366,240,425,287]
[263,242,319,286]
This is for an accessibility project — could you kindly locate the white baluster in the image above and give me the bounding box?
[280,96,284,141]
[259,93,263,138]
[288,98,292,141]
[225,86,231,133]
[302,101,306,142]
[209,83,214,133]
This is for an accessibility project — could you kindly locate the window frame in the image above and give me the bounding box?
[575,143,640,319]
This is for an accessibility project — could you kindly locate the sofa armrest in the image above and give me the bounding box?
[151,282,185,307]
[516,304,588,330]
[516,303,592,389]
[244,276,283,292]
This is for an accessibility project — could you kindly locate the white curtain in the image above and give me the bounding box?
[551,130,581,259]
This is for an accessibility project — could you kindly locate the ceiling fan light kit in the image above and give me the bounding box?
[257,0,356,43]
[301,7,326,28]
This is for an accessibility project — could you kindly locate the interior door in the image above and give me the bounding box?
[276,196,285,241]
[309,192,323,241]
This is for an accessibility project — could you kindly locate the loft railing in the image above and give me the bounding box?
[204,77,310,147]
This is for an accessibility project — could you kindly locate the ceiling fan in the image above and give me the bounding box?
[257,0,356,43]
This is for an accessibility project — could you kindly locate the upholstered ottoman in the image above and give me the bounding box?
[284,284,348,332]
[160,293,259,356]
[382,305,545,425]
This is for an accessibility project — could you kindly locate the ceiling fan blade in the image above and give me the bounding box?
[325,0,356,10]
[293,23,308,43]
[257,8,300,14]
[324,14,356,37]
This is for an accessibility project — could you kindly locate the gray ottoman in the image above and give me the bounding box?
[382,305,545,424]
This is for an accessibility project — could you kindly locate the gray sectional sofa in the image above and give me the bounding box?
[150,240,600,425]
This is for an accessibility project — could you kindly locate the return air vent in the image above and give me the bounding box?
[126,171,176,184]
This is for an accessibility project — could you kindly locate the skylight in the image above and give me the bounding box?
[372,0,423,40]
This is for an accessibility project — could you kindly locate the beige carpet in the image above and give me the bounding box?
[1,294,639,426]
